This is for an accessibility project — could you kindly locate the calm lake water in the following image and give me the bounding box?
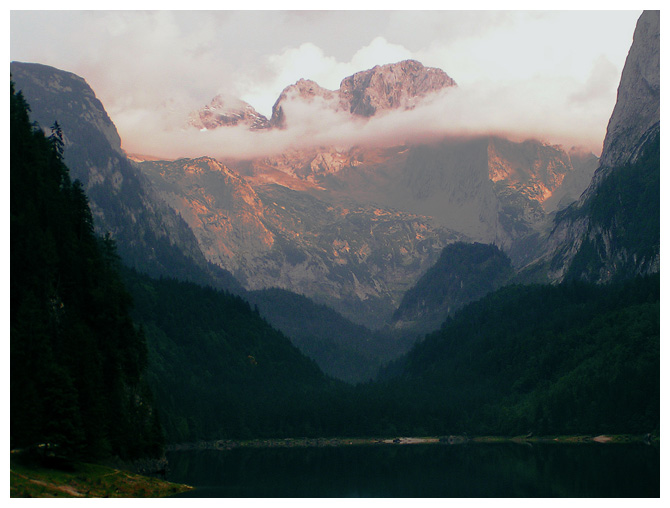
[165,441,659,497]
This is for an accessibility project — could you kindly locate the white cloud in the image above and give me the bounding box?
[240,36,416,118]
[10,10,642,161]
[349,36,414,71]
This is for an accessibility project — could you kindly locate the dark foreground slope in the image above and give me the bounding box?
[392,242,514,334]
[10,83,162,459]
[560,132,659,282]
[123,270,348,443]
[376,275,659,436]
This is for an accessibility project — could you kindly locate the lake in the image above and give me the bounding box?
[165,441,659,497]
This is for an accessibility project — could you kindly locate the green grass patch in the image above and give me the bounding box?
[10,453,192,498]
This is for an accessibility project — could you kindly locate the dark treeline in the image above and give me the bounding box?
[123,270,344,442]
[373,274,659,436]
[124,270,659,443]
[10,82,163,459]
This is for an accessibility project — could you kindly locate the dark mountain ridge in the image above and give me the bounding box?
[10,61,244,295]
[518,10,659,284]
[391,242,514,334]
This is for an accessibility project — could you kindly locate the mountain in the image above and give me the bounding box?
[189,94,270,130]
[239,135,597,257]
[137,156,463,327]
[377,275,659,436]
[523,10,660,284]
[391,242,514,334]
[11,82,163,459]
[338,59,457,117]
[247,288,416,384]
[9,59,425,377]
[371,10,660,438]
[123,269,340,442]
[142,59,598,326]
[194,60,457,129]
[10,61,244,295]
[270,59,457,127]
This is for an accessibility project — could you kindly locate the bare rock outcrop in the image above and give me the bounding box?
[269,59,457,128]
[189,94,270,130]
[339,59,457,117]
[583,9,660,194]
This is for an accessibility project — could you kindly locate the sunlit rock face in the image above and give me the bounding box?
[196,59,459,130]
[138,156,464,327]
[235,135,595,264]
[338,59,457,117]
[189,94,271,130]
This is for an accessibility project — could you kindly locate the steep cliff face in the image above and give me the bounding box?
[10,61,243,293]
[529,10,660,284]
[594,10,660,180]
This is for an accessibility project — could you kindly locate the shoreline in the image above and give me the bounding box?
[166,433,658,452]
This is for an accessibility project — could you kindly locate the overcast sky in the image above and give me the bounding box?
[10,7,643,159]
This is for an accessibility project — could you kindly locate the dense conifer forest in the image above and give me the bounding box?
[10,82,163,459]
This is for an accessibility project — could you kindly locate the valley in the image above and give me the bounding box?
[10,9,659,499]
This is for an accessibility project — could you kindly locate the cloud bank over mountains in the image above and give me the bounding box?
[10,10,641,160]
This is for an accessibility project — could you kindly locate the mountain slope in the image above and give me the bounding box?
[10,61,243,295]
[138,156,463,327]
[123,270,339,442]
[392,242,514,334]
[247,288,415,384]
[377,275,659,436]
[11,82,162,459]
[521,10,659,284]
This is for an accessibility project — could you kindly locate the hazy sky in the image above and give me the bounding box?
[10,8,643,159]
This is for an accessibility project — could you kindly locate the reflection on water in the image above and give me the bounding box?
[166,442,659,498]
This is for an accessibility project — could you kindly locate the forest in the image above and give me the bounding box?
[10,81,660,462]
[10,82,163,459]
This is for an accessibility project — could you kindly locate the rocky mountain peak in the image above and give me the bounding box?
[270,78,339,128]
[189,94,270,130]
[339,59,457,117]
[201,59,458,130]
[588,10,659,188]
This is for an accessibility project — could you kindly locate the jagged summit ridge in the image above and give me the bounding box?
[339,59,457,117]
[189,94,271,130]
[193,59,457,130]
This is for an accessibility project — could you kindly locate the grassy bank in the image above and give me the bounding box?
[10,453,192,498]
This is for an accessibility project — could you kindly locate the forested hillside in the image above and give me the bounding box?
[248,288,415,383]
[10,82,163,459]
[392,242,514,333]
[124,271,346,442]
[561,131,659,282]
[375,275,659,436]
